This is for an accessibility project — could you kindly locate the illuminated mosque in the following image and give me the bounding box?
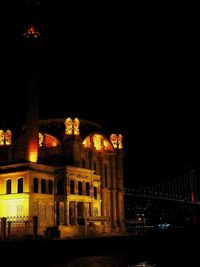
[0,3,124,239]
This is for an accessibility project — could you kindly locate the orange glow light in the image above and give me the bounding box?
[83,134,114,152]
[65,118,73,135]
[93,134,102,151]
[28,142,38,163]
[110,134,123,149]
[82,136,91,148]
[73,118,80,136]
[118,134,123,149]
[45,134,59,147]
[5,130,12,145]
[0,129,12,146]
[0,130,4,146]
[110,134,118,149]
[39,132,44,147]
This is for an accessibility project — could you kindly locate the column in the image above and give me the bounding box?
[101,188,107,217]
[66,200,70,225]
[111,190,117,228]
[117,190,124,233]
[75,202,78,225]
[63,199,67,225]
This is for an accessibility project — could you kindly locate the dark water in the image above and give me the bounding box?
[1,229,199,266]
[64,256,157,267]
[63,255,157,267]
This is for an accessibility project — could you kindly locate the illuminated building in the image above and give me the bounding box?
[0,121,124,238]
[0,4,124,239]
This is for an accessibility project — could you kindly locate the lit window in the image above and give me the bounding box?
[65,118,73,135]
[0,130,4,145]
[65,117,80,136]
[73,118,80,136]
[5,130,12,145]
[110,134,118,149]
[118,134,123,149]
[0,129,12,146]
[83,134,114,151]
[39,133,44,147]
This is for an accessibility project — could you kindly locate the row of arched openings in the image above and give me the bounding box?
[70,180,97,199]
[6,178,23,194]
[33,178,53,194]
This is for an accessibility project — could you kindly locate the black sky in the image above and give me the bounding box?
[0,2,199,187]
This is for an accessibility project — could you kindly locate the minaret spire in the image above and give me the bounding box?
[23,3,43,163]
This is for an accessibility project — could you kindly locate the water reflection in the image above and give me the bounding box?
[133,262,157,267]
[65,256,157,267]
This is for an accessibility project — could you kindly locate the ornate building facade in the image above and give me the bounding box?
[0,10,124,239]
[0,118,124,238]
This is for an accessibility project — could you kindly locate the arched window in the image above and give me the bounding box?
[93,186,97,199]
[82,159,86,168]
[70,180,75,194]
[33,177,38,193]
[78,181,82,195]
[104,164,108,188]
[86,182,90,196]
[18,178,23,193]
[41,179,46,194]
[6,179,11,194]
[48,180,53,194]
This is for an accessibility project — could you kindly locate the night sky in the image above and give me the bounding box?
[0,2,199,187]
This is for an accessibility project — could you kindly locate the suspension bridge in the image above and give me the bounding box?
[124,169,200,228]
[124,169,199,204]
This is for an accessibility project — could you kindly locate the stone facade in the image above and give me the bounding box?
[0,118,124,238]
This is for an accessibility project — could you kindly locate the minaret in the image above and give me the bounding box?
[23,3,43,163]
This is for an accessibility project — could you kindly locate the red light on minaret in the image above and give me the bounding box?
[191,192,195,203]
[28,25,37,34]
[23,25,41,38]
